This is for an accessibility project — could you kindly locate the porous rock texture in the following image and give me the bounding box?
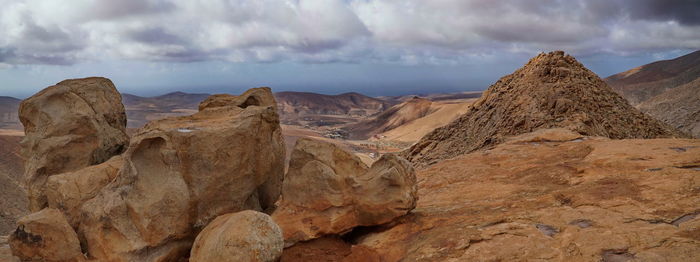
[343,128,700,261]
[272,138,417,245]
[75,87,286,261]
[19,77,129,211]
[190,210,283,262]
[8,208,84,262]
[403,51,687,168]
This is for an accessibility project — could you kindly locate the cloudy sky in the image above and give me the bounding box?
[1,0,699,98]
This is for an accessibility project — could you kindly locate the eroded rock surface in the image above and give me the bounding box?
[19,77,129,211]
[272,138,417,245]
[190,210,283,262]
[44,156,123,228]
[77,87,285,261]
[403,51,687,168]
[8,208,83,262]
[351,129,700,261]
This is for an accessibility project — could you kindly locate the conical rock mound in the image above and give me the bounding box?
[403,51,687,168]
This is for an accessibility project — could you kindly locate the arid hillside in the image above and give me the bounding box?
[402,51,686,168]
[605,51,700,138]
[275,91,394,127]
[344,96,475,142]
[0,97,20,130]
[0,134,26,235]
[637,79,700,139]
[605,50,700,105]
[122,92,209,128]
[344,97,435,139]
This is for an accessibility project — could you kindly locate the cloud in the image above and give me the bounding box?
[623,0,700,25]
[0,0,698,66]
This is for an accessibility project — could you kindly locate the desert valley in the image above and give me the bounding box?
[0,49,698,261]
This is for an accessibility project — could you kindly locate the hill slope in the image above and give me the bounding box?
[0,135,27,235]
[0,96,20,129]
[122,92,209,128]
[275,91,392,125]
[403,51,686,168]
[638,78,700,138]
[605,50,700,105]
[379,100,473,143]
[344,97,434,139]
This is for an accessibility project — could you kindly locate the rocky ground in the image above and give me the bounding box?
[291,129,700,261]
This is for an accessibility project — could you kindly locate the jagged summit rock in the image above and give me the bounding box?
[18,77,129,211]
[402,51,687,168]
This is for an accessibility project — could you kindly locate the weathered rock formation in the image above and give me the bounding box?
[19,77,129,211]
[272,138,417,245]
[403,51,687,168]
[284,128,700,261]
[76,87,285,261]
[190,210,283,262]
[9,84,286,261]
[8,208,84,262]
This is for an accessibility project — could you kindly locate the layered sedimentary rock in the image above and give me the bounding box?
[403,51,687,168]
[272,138,417,245]
[76,87,285,261]
[8,208,83,262]
[19,77,129,211]
[190,210,283,262]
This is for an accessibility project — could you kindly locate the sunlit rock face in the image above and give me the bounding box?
[272,138,417,246]
[77,87,286,261]
[19,77,129,211]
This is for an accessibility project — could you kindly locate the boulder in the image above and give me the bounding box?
[44,156,123,228]
[190,210,283,262]
[9,208,84,262]
[77,87,286,261]
[272,138,417,245]
[19,77,129,211]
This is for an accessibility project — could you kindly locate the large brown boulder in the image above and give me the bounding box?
[190,210,283,262]
[19,77,129,211]
[272,138,417,245]
[77,87,286,261]
[9,208,84,262]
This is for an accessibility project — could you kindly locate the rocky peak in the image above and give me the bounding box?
[403,51,687,168]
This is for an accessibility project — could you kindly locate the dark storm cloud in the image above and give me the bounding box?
[624,0,700,25]
[86,0,175,20]
[0,48,76,65]
[126,27,185,45]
